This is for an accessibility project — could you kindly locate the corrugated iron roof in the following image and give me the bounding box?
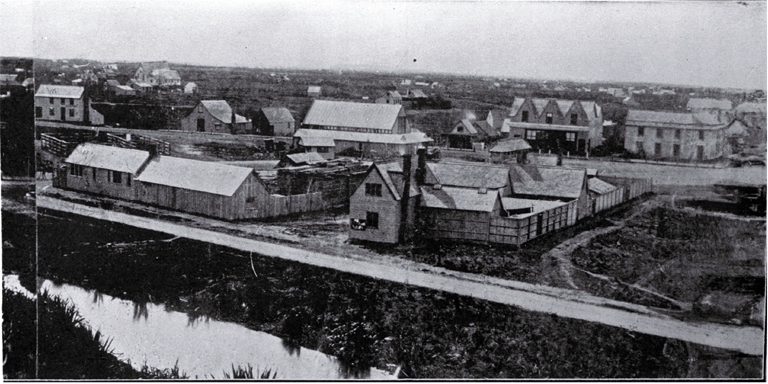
[135,156,255,196]
[427,162,509,189]
[510,165,585,199]
[200,100,249,124]
[261,107,295,124]
[489,139,532,153]
[588,177,617,195]
[626,110,727,129]
[302,100,403,131]
[420,186,499,212]
[35,84,84,99]
[65,143,150,174]
[294,128,432,145]
[687,98,733,111]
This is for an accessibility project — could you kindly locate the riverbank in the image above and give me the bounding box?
[30,206,762,378]
[2,286,185,379]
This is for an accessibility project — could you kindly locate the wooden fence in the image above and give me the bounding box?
[40,133,88,157]
[248,192,324,219]
[489,200,576,246]
[590,187,625,215]
[599,176,653,202]
[105,133,171,155]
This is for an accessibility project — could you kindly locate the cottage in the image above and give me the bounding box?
[349,158,421,244]
[128,79,153,94]
[134,156,268,220]
[489,138,532,164]
[485,110,511,136]
[63,143,150,201]
[293,135,336,159]
[445,119,500,149]
[375,91,403,105]
[420,186,502,243]
[180,100,252,134]
[255,107,295,136]
[134,61,181,87]
[184,82,198,94]
[407,89,427,100]
[34,84,96,123]
[307,86,322,97]
[507,97,603,156]
[624,110,729,161]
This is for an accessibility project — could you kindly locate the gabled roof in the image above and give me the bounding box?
[426,162,509,189]
[409,89,427,98]
[285,152,327,166]
[556,100,572,116]
[294,128,432,145]
[64,143,150,174]
[139,61,170,72]
[451,119,478,135]
[105,79,120,87]
[509,98,526,117]
[507,121,591,132]
[387,90,403,98]
[421,186,500,212]
[531,98,551,116]
[135,156,256,196]
[510,165,585,199]
[489,138,532,153]
[302,100,403,131]
[725,120,749,137]
[687,98,733,111]
[486,110,508,129]
[35,84,84,99]
[370,162,420,200]
[116,85,135,92]
[0,74,18,83]
[261,107,295,124]
[474,120,500,138]
[156,69,181,80]
[199,100,249,124]
[588,177,617,195]
[307,86,322,93]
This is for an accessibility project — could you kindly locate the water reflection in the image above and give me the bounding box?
[6,275,392,380]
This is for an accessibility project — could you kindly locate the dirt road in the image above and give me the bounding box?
[38,196,764,356]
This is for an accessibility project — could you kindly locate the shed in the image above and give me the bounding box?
[509,164,589,221]
[277,152,328,168]
[295,135,336,160]
[134,156,268,220]
[489,138,531,164]
[63,143,151,200]
[180,100,252,134]
[302,99,407,134]
[255,107,295,136]
[420,186,501,243]
[307,86,322,97]
[587,177,623,214]
[184,82,198,94]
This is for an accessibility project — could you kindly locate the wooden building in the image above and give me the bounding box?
[63,143,151,201]
[420,186,502,243]
[134,61,181,87]
[587,177,623,215]
[506,97,603,156]
[509,164,589,221]
[624,110,729,161]
[293,129,432,159]
[184,82,198,94]
[134,156,268,220]
[302,99,410,134]
[445,119,500,149]
[35,84,88,123]
[255,107,295,136]
[307,86,322,97]
[489,138,531,164]
[180,100,252,134]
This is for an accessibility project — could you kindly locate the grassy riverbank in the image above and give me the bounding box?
[2,288,185,379]
[31,208,706,379]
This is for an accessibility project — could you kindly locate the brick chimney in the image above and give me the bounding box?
[398,154,412,243]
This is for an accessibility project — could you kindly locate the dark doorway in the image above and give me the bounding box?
[60,107,66,121]
[536,213,543,236]
[197,119,205,132]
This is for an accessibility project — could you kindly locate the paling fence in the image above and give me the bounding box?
[590,187,625,215]
[599,176,653,202]
[247,192,325,219]
[489,200,576,246]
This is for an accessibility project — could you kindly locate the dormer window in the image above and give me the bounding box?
[545,113,553,124]
[570,113,578,125]
[521,110,529,122]
[457,126,463,132]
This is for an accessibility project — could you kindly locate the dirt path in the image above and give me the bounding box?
[38,196,764,356]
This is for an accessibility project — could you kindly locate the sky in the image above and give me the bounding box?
[1,0,766,89]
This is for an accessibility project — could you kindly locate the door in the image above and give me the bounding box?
[35,107,42,118]
[60,107,66,121]
[536,213,543,236]
[697,146,704,161]
[197,118,205,132]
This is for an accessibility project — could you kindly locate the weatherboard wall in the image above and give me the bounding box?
[348,168,403,244]
[65,165,136,201]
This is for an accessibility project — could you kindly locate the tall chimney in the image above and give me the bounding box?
[415,147,426,185]
[231,106,237,134]
[398,154,412,243]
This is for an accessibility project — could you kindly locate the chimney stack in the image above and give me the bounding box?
[398,154,412,243]
[415,147,426,185]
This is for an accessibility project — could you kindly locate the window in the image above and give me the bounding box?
[565,132,576,142]
[316,147,329,153]
[366,212,379,229]
[545,112,553,124]
[521,110,529,122]
[673,144,680,157]
[654,143,661,155]
[60,98,65,104]
[35,107,42,118]
[697,145,704,160]
[214,122,222,131]
[456,125,463,132]
[69,98,74,105]
[49,107,55,116]
[570,113,578,125]
[49,97,54,104]
[656,129,663,139]
[69,164,84,177]
[526,130,537,140]
[636,142,644,152]
[69,109,75,117]
[109,171,122,184]
[698,131,704,140]
[675,129,681,139]
[93,168,97,180]
[637,127,644,136]
[365,183,382,197]
[198,105,203,113]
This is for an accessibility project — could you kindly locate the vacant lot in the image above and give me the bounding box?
[570,207,765,323]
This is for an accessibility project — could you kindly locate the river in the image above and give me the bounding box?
[3,275,394,380]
